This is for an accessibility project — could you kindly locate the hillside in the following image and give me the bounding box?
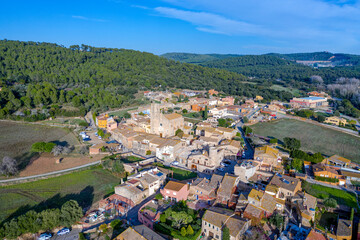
[161,52,241,64]
[0,40,295,121]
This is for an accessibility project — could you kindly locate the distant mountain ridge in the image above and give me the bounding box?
[162,51,360,66]
[161,52,242,64]
[162,52,360,83]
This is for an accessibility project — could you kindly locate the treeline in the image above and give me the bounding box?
[200,55,360,84]
[0,200,82,239]
[0,40,297,120]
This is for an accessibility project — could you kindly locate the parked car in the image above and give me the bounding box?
[220,162,228,167]
[218,167,225,172]
[57,228,70,236]
[38,233,52,240]
[95,132,98,136]
[98,136,102,140]
[171,161,179,166]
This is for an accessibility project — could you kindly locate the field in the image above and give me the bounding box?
[302,182,358,209]
[0,121,79,169]
[251,119,360,162]
[270,84,302,97]
[0,166,121,224]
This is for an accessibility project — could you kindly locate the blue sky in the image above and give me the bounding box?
[0,0,360,54]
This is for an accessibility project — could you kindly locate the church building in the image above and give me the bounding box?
[150,103,185,138]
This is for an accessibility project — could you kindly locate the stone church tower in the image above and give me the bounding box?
[150,103,184,138]
[150,103,161,136]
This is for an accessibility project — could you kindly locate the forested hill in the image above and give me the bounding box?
[0,40,295,120]
[161,52,241,64]
[268,52,360,65]
[199,55,360,84]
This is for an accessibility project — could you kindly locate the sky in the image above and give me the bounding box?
[0,0,360,54]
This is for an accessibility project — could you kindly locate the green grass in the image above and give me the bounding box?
[0,121,79,168]
[108,108,136,118]
[270,84,302,97]
[302,182,358,209]
[251,119,360,162]
[163,166,197,180]
[0,166,121,224]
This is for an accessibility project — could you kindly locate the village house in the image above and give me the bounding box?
[219,97,235,106]
[114,182,148,206]
[289,192,317,227]
[313,163,346,185]
[208,89,219,96]
[189,174,223,204]
[331,218,353,240]
[322,155,351,168]
[220,140,242,160]
[98,194,130,216]
[115,225,166,240]
[234,161,258,182]
[255,95,263,101]
[267,104,286,114]
[216,174,239,208]
[245,99,258,108]
[253,146,283,171]
[202,207,250,240]
[96,114,109,128]
[324,116,347,126]
[160,181,189,202]
[112,127,139,149]
[106,117,118,131]
[187,146,225,172]
[305,229,327,240]
[138,199,169,230]
[267,174,301,200]
[155,139,184,163]
[243,204,264,225]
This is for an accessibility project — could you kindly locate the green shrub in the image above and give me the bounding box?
[181,227,187,237]
[315,176,339,183]
[31,142,56,153]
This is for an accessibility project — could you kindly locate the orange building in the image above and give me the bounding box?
[208,89,219,95]
[191,104,205,112]
[96,114,109,128]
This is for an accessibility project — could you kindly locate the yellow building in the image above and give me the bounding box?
[255,95,263,101]
[324,116,347,126]
[96,114,108,128]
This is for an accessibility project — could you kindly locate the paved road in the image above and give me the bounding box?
[52,229,81,240]
[0,161,101,184]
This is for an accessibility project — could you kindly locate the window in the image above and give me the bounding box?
[216,235,219,239]
[204,229,206,233]
[173,192,177,195]
[160,123,162,126]
[166,190,170,194]
[209,223,211,227]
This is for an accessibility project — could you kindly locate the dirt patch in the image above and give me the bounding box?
[19,153,103,177]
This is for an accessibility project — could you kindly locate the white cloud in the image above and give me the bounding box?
[151,0,360,52]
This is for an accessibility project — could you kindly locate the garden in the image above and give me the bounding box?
[154,201,202,240]
[153,162,197,180]
[302,182,358,209]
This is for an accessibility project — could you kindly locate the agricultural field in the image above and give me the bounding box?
[270,84,302,97]
[0,121,79,164]
[251,119,360,162]
[0,166,121,224]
